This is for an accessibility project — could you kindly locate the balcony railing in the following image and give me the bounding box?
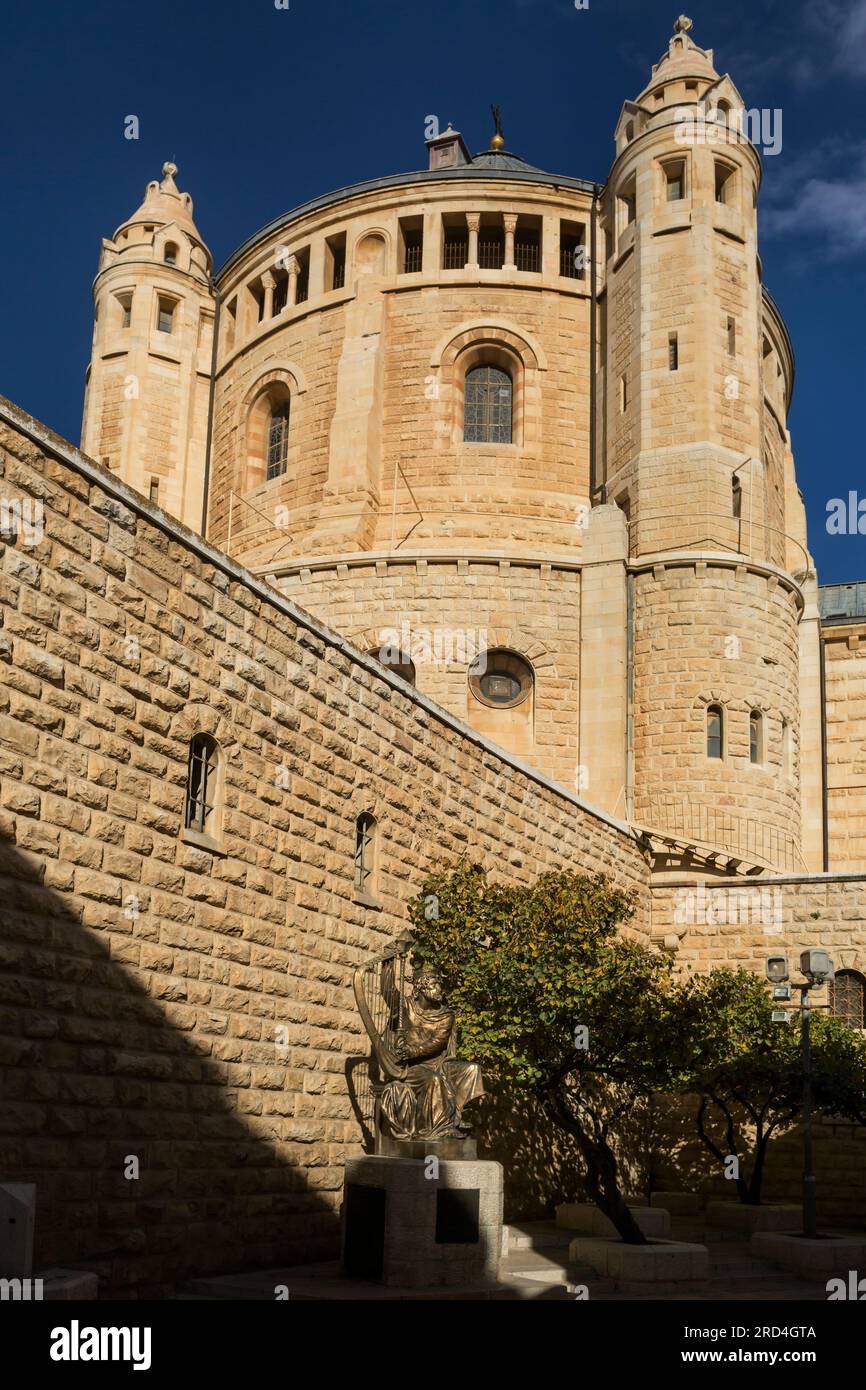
[636,793,804,873]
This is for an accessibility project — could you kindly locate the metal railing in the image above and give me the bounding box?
[624,509,811,576]
[636,793,803,872]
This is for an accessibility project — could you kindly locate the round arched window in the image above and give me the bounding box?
[469,650,533,709]
[367,648,416,686]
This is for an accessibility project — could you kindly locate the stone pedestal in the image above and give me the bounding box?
[706,1201,801,1234]
[555,1202,670,1238]
[342,1155,503,1288]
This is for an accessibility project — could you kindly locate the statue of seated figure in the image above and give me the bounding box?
[353,947,484,1142]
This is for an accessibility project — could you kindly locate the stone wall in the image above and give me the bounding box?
[0,398,649,1296]
[274,557,582,788]
[824,628,866,872]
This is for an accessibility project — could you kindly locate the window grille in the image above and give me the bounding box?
[478,236,504,269]
[464,365,513,443]
[185,734,219,835]
[403,236,423,273]
[354,813,376,894]
[560,234,585,279]
[829,971,865,1028]
[443,233,468,269]
[267,403,290,479]
[515,235,540,272]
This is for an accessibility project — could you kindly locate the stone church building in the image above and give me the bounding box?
[1,18,865,1294]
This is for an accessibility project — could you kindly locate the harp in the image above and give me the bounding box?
[353,941,413,1146]
[353,943,412,1080]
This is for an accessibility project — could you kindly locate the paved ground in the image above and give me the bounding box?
[177,1217,834,1301]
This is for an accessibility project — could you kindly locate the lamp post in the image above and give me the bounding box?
[765,950,834,1239]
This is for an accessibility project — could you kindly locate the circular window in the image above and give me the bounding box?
[367,648,416,686]
[469,649,533,709]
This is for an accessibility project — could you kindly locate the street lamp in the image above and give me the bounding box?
[765,949,835,1239]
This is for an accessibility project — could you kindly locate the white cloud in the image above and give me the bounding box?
[761,140,866,257]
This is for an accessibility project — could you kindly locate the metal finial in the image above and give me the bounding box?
[489,103,505,151]
[674,15,693,35]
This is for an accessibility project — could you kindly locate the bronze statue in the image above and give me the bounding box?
[353,941,484,1142]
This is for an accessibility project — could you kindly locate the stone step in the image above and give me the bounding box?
[503,1220,573,1252]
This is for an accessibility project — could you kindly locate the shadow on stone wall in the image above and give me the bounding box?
[0,835,338,1299]
[472,1083,665,1220]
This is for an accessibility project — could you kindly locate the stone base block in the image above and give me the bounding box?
[752,1232,866,1277]
[650,1191,704,1214]
[555,1202,670,1238]
[569,1235,709,1291]
[707,1201,801,1233]
[378,1137,477,1160]
[342,1155,503,1289]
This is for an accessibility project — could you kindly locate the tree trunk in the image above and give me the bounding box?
[543,1090,648,1245]
[696,1096,750,1204]
[746,1129,768,1205]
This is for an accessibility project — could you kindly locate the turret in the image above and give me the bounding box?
[600,18,804,871]
[81,163,215,531]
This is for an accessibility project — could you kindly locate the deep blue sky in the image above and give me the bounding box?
[1,0,864,581]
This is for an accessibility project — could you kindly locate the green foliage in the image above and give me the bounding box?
[407,862,694,1243]
[408,862,687,1095]
[810,1011,866,1127]
[675,966,866,1202]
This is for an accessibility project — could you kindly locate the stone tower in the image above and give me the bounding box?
[599,17,813,870]
[81,163,215,531]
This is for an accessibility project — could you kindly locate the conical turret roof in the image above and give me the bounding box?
[637,15,719,99]
[116,162,206,246]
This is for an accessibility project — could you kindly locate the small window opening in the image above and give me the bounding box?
[750,710,763,765]
[707,705,724,759]
[354,813,377,896]
[157,298,174,333]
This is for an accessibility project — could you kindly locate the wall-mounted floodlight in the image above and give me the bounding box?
[765,956,789,984]
[799,949,834,987]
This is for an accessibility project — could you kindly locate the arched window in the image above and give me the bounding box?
[469,650,533,709]
[266,402,290,480]
[464,365,512,443]
[354,812,377,897]
[829,970,866,1029]
[707,705,724,759]
[164,243,178,266]
[749,710,763,765]
[367,647,416,686]
[185,734,221,838]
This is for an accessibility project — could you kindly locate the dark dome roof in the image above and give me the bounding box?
[468,149,545,173]
[217,151,598,281]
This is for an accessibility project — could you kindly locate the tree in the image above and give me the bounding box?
[676,967,866,1204]
[407,862,690,1245]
